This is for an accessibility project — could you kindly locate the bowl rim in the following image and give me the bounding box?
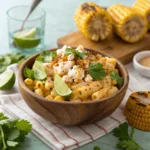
[133,50,150,71]
[18,47,129,105]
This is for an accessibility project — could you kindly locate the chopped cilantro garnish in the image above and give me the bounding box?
[0,53,26,73]
[110,72,123,85]
[65,48,88,59]
[88,63,106,80]
[24,67,34,80]
[36,50,57,62]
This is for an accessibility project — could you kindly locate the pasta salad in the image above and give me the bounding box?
[24,45,123,102]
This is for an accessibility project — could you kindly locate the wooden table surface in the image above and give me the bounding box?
[0,0,150,150]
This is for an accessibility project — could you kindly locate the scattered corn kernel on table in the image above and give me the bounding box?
[0,0,150,150]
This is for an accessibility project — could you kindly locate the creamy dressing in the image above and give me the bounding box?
[139,56,150,68]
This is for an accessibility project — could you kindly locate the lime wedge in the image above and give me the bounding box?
[32,60,47,80]
[14,27,37,38]
[13,37,40,48]
[0,70,16,90]
[13,27,40,48]
[54,74,72,97]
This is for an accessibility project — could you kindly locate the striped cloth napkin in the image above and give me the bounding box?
[0,64,145,150]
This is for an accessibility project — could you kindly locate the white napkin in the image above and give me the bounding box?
[0,64,145,150]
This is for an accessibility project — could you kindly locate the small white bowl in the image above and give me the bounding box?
[133,51,150,77]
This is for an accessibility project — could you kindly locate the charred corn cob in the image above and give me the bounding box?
[107,4,148,43]
[133,0,150,30]
[74,2,112,41]
[124,91,150,131]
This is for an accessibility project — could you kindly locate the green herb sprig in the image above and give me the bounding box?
[24,67,34,80]
[36,50,57,63]
[110,72,123,85]
[88,63,106,80]
[65,48,88,59]
[0,53,26,73]
[113,123,144,150]
[94,146,101,150]
[0,113,32,150]
[24,60,47,80]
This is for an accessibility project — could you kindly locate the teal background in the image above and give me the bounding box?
[0,0,150,150]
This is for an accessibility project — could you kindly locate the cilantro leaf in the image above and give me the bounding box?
[38,50,57,62]
[130,127,135,139]
[110,72,123,85]
[0,125,7,150]
[8,128,20,140]
[16,120,32,134]
[1,56,11,66]
[0,113,8,121]
[24,67,34,79]
[0,113,32,150]
[113,123,144,150]
[50,51,57,60]
[65,48,88,59]
[7,141,18,147]
[94,146,101,150]
[0,53,26,73]
[88,63,106,80]
[0,119,17,128]
[117,140,138,150]
[113,122,129,141]
[36,56,44,62]
[77,51,88,58]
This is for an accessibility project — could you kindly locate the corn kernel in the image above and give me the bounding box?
[24,78,33,86]
[51,89,58,98]
[54,96,65,101]
[34,81,44,90]
[46,95,53,100]
[43,89,51,97]
[35,88,43,97]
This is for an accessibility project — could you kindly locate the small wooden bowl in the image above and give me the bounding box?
[18,48,129,125]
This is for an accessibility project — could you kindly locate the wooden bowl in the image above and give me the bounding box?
[18,48,129,125]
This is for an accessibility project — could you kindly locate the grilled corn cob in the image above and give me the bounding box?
[107,4,148,43]
[133,0,150,30]
[74,2,112,41]
[124,91,150,131]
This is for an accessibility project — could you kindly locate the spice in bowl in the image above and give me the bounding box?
[139,56,150,68]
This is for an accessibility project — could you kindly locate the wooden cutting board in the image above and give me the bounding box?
[57,31,150,64]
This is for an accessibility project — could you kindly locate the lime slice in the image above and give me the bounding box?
[0,70,16,90]
[13,27,40,48]
[14,27,37,38]
[13,37,40,48]
[54,74,72,97]
[2,56,12,66]
[32,60,47,80]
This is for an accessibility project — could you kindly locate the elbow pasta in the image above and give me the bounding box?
[24,45,123,102]
[89,81,103,93]
[76,86,93,99]
[108,86,119,96]
[92,88,109,100]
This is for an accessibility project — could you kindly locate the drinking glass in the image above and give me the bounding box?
[7,6,46,56]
